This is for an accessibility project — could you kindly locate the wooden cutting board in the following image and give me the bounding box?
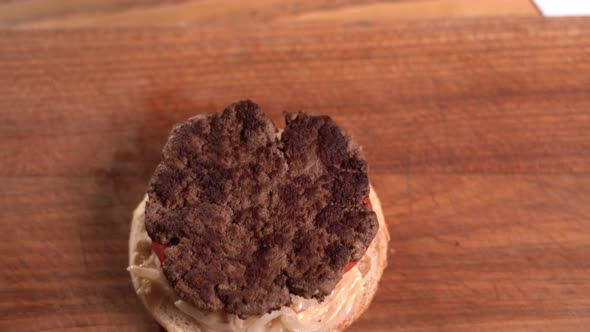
[0,0,539,28]
[1,18,589,331]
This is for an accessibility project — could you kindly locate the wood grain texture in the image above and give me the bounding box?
[0,18,589,331]
[0,0,540,29]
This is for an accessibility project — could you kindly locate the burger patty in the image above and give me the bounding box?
[145,100,378,318]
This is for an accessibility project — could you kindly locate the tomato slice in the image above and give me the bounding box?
[362,196,372,209]
[344,261,358,272]
[152,242,167,263]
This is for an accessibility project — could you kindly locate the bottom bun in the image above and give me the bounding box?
[128,186,390,332]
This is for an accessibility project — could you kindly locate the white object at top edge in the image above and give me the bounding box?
[533,0,590,17]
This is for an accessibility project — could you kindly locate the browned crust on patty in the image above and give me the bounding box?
[145,100,378,317]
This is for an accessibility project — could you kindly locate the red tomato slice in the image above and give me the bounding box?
[344,261,358,272]
[152,242,167,263]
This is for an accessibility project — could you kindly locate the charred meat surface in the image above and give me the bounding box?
[145,100,378,317]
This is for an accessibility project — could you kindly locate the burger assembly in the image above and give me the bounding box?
[128,100,390,332]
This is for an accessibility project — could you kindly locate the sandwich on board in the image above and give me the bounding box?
[128,100,390,331]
